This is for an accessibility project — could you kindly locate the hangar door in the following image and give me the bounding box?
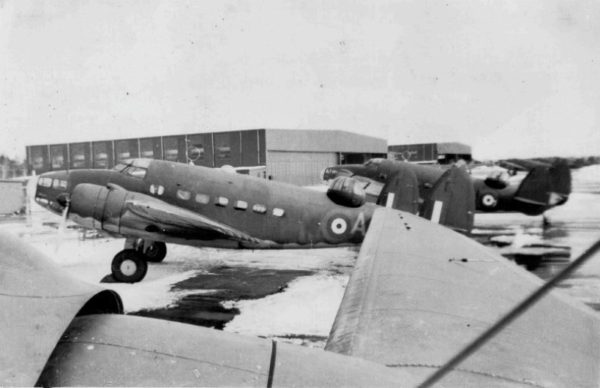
[267,151,337,186]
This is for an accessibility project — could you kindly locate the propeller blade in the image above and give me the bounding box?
[54,197,70,253]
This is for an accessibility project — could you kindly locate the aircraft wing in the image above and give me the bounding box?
[325,208,600,387]
[124,194,267,245]
[0,233,123,387]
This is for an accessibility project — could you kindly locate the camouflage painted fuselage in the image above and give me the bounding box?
[35,160,375,249]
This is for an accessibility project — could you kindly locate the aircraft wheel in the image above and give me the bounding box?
[111,249,148,283]
[479,192,498,211]
[138,241,167,263]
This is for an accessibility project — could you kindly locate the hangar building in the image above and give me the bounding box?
[26,129,387,186]
[388,142,472,164]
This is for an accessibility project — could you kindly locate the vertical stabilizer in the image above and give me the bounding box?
[375,168,420,214]
[421,166,475,233]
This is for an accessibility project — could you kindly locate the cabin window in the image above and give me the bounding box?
[150,184,164,195]
[272,208,285,217]
[216,196,229,207]
[195,193,210,204]
[252,204,267,214]
[38,177,52,187]
[177,189,191,200]
[234,200,248,210]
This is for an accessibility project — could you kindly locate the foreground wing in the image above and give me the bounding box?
[0,233,122,387]
[326,208,600,387]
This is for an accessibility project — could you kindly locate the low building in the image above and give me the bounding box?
[26,129,387,186]
[388,142,472,164]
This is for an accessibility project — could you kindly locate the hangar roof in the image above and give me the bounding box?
[265,129,387,153]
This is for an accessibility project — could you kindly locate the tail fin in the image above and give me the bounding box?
[514,159,571,212]
[375,168,420,214]
[421,166,475,233]
[514,165,552,206]
[548,159,571,205]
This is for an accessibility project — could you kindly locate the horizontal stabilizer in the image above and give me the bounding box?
[325,208,600,387]
[376,168,419,214]
[421,166,474,233]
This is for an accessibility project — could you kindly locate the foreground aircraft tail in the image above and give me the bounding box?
[514,159,571,214]
[375,167,420,214]
[421,166,475,233]
[326,208,600,387]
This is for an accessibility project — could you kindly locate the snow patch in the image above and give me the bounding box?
[224,274,348,337]
[106,270,207,313]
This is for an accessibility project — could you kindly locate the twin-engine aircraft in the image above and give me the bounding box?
[34,158,473,283]
[322,158,571,216]
[2,209,600,386]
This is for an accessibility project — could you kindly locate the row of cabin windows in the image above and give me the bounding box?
[173,188,284,217]
[38,177,68,189]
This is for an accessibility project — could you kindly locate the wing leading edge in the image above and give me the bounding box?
[325,208,600,387]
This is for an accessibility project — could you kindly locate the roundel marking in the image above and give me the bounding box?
[331,218,348,235]
[320,211,353,244]
[481,193,498,208]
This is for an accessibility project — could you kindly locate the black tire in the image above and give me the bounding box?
[111,249,148,283]
[138,241,167,263]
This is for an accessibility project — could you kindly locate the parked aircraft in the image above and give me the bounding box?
[34,159,473,283]
[322,158,571,216]
[2,208,599,386]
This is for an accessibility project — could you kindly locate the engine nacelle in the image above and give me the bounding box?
[326,176,366,207]
[69,183,128,234]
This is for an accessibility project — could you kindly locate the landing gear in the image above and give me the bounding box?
[111,249,148,283]
[137,241,167,263]
[125,238,168,263]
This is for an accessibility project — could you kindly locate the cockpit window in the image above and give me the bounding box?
[112,163,128,172]
[364,158,383,166]
[131,159,152,169]
[122,166,147,178]
[38,177,53,187]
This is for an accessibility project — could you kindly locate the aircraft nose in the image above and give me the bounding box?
[35,171,71,214]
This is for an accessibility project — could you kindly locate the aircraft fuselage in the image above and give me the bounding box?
[35,160,375,249]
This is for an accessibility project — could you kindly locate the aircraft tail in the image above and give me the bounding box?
[514,159,571,214]
[375,168,420,214]
[421,166,475,234]
[548,159,571,205]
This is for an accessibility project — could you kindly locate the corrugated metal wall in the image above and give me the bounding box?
[92,141,114,169]
[69,142,91,169]
[267,151,337,186]
[187,133,213,167]
[388,143,437,162]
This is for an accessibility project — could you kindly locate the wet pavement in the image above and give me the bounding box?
[132,266,313,329]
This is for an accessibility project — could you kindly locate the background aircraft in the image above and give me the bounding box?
[34,159,473,283]
[2,208,600,386]
[322,158,571,216]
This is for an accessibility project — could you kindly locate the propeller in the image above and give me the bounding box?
[54,193,71,253]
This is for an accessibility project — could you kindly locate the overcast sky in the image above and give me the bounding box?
[1,0,599,160]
